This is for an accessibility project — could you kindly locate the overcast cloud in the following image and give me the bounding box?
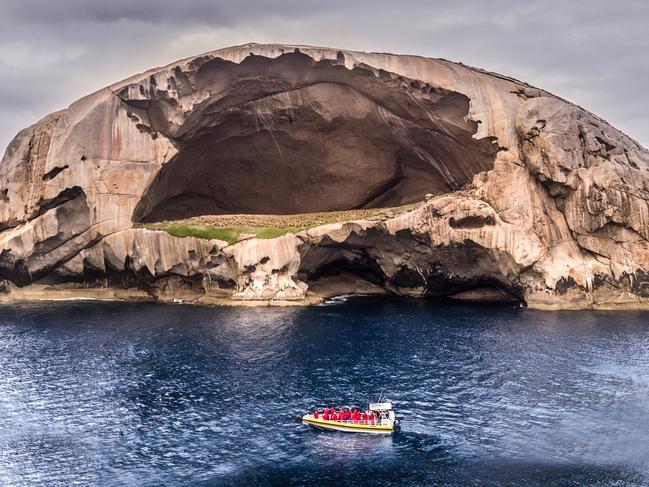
[1,0,648,153]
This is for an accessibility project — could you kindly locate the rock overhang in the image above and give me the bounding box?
[128,50,500,222]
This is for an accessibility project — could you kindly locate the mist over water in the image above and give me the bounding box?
[0,298,648,486]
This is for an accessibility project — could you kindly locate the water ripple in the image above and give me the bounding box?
[0,299,648,486]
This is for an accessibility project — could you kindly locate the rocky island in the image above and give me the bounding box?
[1,43,648,309]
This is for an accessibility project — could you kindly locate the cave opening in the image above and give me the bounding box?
[132,52,499,223]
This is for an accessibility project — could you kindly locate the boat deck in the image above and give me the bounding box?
[302,415,393,434]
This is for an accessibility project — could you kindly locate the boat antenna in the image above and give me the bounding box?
[377,388,385,403]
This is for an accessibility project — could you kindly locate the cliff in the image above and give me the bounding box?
[1,43,648,308]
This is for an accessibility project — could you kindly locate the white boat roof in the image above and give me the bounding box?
[369,402,392,411]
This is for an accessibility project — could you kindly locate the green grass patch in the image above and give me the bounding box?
[164,225,241,244]
[143,223,307,245]
[251,226,305,240]
[136,202,421,244]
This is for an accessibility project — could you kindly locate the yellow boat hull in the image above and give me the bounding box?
[302,416,394,435]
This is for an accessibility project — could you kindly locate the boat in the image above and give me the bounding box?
[302,402,400,435]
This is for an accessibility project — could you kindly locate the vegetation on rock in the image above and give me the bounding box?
[136,205,418,244]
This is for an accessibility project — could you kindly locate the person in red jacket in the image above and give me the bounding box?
[314,410,319,419]
[362,412,368,423]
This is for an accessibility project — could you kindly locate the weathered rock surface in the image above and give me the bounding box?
[1,43,649,308]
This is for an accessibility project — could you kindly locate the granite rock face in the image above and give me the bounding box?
[1,43,648,308]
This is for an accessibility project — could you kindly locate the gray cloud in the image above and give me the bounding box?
[1,0,648,154]
[0,0,345,24]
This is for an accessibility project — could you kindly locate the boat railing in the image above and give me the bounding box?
[319,418,389,426]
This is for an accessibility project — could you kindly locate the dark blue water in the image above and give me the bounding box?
[0,298,648,486]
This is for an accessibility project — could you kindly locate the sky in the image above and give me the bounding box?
[1,0,648,154]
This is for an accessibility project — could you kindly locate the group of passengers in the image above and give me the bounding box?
[313,407,376,424]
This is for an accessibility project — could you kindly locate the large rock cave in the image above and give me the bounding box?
[133,51,499,222]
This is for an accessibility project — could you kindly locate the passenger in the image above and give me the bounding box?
[323,412,329,420]
[362,412,368,424]
[324,408,329,416]
[369,412,375,424]
[314,410,319,419]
